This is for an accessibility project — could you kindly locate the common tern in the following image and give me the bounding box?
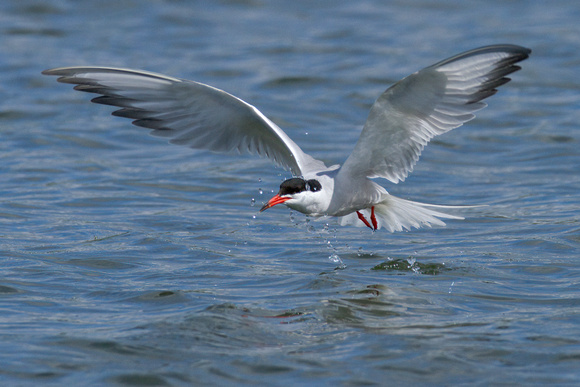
[43,44,530,232]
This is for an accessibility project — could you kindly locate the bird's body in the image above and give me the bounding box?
[43,44,530,232]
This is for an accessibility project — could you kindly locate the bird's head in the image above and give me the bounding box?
[260,177,324,215]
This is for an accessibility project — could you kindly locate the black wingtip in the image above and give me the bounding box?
[430,44,531,70]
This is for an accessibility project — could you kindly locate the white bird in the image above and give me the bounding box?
[43,44,530,232]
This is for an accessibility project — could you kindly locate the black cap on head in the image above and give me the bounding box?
[278,178,321,196]
[278,178,306,196]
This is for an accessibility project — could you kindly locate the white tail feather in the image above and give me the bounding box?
[338,195,473,232]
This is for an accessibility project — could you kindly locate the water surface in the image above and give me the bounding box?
[1,0,579,385]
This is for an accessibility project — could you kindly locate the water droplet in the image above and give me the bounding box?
[250,198,256,206]
[258,188,263,195]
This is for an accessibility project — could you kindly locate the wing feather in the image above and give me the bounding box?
[340,44,530,183]
[42,67,326,176]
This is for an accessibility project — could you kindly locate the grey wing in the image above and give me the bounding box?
[340,44,531,183]
[42,67,326,176]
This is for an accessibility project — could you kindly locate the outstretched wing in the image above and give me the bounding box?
[42,67,326,176]
[340,44,531,183]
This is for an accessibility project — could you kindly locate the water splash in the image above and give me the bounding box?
[328,253,346,269]
[406,257,421,274]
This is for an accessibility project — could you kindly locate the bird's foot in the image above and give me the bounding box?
[357,206,377,231]
[370,206,378,230]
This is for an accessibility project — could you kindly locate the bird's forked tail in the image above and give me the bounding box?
[338,194,473,232]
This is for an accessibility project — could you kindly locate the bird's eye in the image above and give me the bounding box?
[307,179,321,192]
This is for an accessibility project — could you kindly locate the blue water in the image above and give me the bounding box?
[2,0,580,385]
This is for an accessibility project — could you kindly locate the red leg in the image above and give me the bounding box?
[357,211,373,230]
[370,206,378,230]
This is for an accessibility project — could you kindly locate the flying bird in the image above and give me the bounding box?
[43,44,530,232]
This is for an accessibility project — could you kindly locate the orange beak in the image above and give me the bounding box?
[259,194,290,212]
